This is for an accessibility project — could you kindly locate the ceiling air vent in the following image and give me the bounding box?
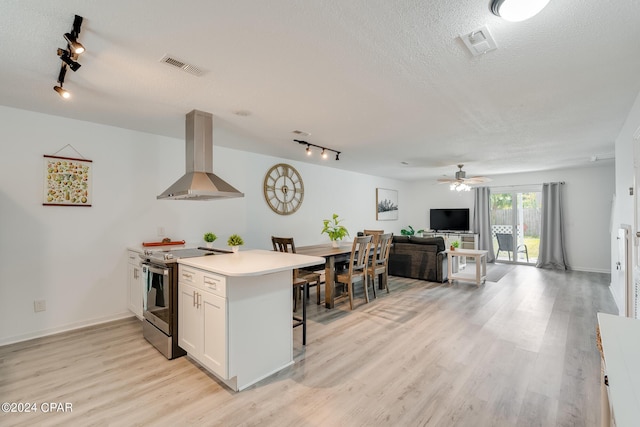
[460,25,498,57]
[160,54,204,76]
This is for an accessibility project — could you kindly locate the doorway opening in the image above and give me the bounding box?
[490,188,541,265]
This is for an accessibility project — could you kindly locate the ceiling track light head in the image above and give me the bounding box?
[64,33,85,54]
[58,49,81,71]
[53,85,70,99]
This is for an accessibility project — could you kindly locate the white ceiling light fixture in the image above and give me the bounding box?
[438,164,492,191]
[491,0,551,22]
[450,182,471,192]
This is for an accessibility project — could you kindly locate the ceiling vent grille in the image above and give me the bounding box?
[460,25,498,57]
[160,55,205,76]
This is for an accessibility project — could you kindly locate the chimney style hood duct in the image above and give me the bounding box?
[157,110,244,200]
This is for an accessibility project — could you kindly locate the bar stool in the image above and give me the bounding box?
[292,277,308,345]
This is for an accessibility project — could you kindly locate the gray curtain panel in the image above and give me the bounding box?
[473,186,495,262]
[536,182,568,270]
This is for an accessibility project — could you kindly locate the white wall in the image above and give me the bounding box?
[611,90,640,313]
[0,106,408,344]
[0,103,619,344]
[404,164,615,273]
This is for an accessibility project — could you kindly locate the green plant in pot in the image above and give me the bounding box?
[450,240,460,251]
[322,213,349,247]
[203,232,217,248]
[401,225,425,236]
[227,234,244,253]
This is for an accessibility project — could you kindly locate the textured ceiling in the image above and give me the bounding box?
[1,0,639,181]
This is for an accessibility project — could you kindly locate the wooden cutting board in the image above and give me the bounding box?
[142,240,186,247]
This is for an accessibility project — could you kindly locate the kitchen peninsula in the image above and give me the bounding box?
[177,249,324,391]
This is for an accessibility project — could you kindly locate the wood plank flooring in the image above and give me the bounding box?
[0,265,617,426]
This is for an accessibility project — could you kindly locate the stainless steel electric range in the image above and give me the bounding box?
[139,247,230,359]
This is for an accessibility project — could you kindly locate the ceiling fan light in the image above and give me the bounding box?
[491,0,551,22]
[53,85,70,99]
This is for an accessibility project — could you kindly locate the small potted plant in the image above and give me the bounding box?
[322,213,349,247]
[203,232,217,248]
[450,240,459,251]
[227,234,244,253]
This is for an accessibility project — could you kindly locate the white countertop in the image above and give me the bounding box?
[597,312,640,427]
[177,249,325,277]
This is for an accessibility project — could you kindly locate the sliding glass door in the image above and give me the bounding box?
[490,188,541,265]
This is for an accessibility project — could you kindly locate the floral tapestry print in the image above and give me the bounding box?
[43,155,92,206]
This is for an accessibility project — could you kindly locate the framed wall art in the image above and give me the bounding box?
[376,188,398,220]
[43,154,92,206]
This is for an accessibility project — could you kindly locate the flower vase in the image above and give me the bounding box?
[332,240,339,248]
[231,246,239,253]
[206,242,213,248]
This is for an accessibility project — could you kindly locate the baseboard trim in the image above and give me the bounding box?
[569,266,610,274]
[0,311,135,347]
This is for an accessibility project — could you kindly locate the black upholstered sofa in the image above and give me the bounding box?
[388,235,448,283]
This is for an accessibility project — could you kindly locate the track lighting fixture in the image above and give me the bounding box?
[53,14,85,99]
[64,33,85,54]
[294,140,341,161]
[57,48,81,72]
[53,85,70,99]
[53,65,70,99]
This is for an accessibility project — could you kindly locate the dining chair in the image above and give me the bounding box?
[363,229,384,246]
[271,236,323,306]
[367,232,393,295]
[334,235,373,310]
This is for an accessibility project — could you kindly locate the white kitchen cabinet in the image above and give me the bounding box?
[177,250,324,392]
[178,267,228,379]
[127,250,143,319]
[178,282,200,355]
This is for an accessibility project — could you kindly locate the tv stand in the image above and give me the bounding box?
[424,232,478,250]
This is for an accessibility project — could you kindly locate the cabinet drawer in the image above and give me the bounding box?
[202,273,226,298]
[127,250,140,266]
[179,266,200,285]
[179,266,226,298]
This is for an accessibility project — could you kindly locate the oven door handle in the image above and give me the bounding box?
[143,264,169,277]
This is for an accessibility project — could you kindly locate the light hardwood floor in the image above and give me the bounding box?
[0,265,617,426]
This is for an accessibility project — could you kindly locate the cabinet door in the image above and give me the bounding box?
[201,292,227,378]
[127,264,143,319]
[178,282,201,356]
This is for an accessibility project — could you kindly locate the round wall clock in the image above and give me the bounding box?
[263,163,304,215]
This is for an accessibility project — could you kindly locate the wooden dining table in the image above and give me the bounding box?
[295,242,353,309]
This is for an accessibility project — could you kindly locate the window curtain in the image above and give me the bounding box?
[536,182,568,270]
[473,186,495,262]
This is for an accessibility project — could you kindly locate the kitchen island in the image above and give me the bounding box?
[177,249,324,391]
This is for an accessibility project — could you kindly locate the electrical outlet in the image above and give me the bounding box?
[34,300,46,312]
[157,227,165,237]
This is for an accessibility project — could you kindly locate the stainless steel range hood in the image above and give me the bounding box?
[157,110,244,200]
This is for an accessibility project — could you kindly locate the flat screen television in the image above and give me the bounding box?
[429,208,470,232]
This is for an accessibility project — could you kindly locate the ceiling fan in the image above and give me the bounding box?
[437,164,491,191]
